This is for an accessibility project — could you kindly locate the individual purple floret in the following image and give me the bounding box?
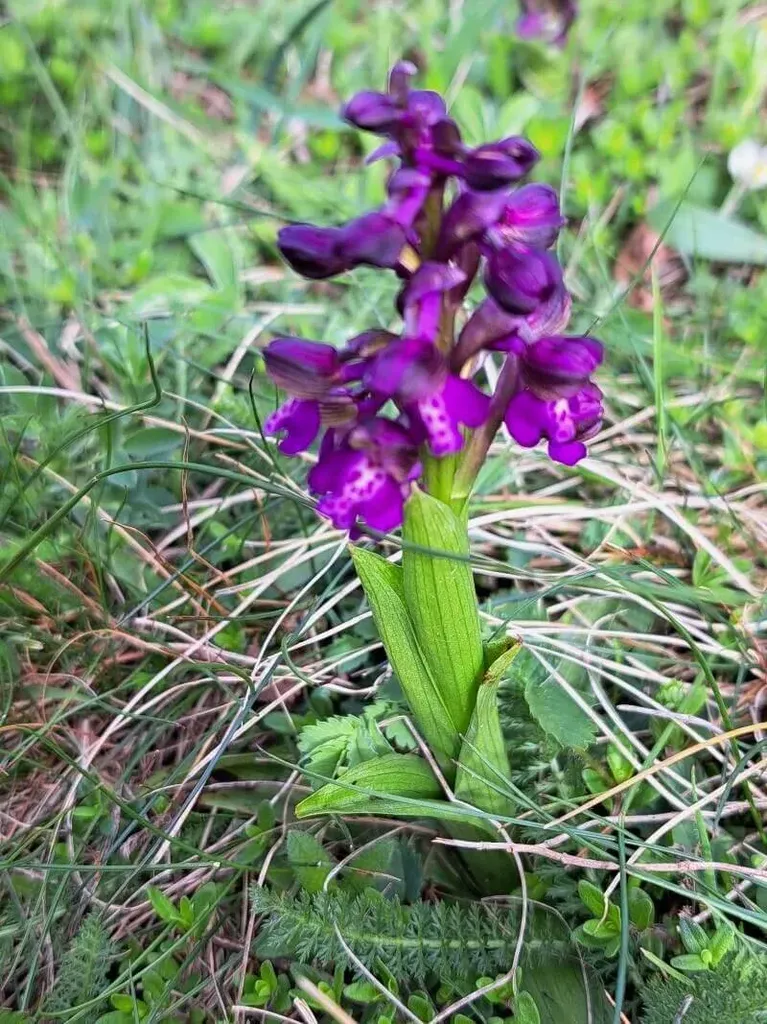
[516,0,578,47]
[263,61,603,534]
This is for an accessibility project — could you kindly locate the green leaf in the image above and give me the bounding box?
[628,888,655,931]
[515,991,542,1024]
[350,547,460,762]
[343,980,383,1005]
[402,490,484,734]
[709,923,735,965]
[147,886,179,925]
[513,649,596,750]
[295,753,441,818]
[455,679,514,815]
[520,962,612,1024]
[287,830,333,893]
[188,228,242,302]
[578,880,607,918]
[678,918,708,955]
[648,200,767,264]
[670,953,710,972]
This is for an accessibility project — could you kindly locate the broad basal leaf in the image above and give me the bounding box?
[350,546,460,763]
[295,753,441,817]
[455,678,515,816]
[510,647,596,750]
[402,490,483,735]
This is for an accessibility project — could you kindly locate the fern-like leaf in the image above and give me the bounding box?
[47,915,112,1022]
[252,887,569,982]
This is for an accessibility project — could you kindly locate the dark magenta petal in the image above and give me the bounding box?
[431,117,463,154]
[484,245,565,314]
[405,89,448,125]
[265,398,321,454]
[337,212,407,269]
[386,168,431,227]
[402,261,466,339]
[263,338,340,397]
[277,223,347,279]
[342,90,401,133]
[496,183,565,249]
[463,137,540,190]
[522,335,603,398]
[549,439,587,465]
[363,337,445,402]
[443,375,491,428]
[366,140,401,164]
[388,60,418,103]
[454,297,521,368]
[436,189,509,260]
[505,391,545,447]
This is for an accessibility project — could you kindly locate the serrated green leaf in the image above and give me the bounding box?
[350,547,460,762]
[402,490,483,734]
[648,200,767,264]
[455,679,514,815]
[513,649,596,750]
[295,753,441,818]
[287,831,333,893]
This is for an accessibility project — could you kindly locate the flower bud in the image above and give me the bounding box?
[484,245,565,314]
[463,137,540,190]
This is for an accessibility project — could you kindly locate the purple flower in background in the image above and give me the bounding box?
[516,0,578,46]
[265,60,603,532]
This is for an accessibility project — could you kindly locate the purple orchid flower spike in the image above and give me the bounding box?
[266,60,603,533]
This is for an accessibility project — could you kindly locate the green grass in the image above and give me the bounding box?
[2,1,767,1022]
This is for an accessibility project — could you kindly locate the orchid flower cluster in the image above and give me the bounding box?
[264,61,603,534]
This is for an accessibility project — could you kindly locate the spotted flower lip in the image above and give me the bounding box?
[505,381,602,465]
[308,420,422,535]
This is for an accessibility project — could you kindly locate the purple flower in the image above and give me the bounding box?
[520,335,603,399]
[405,373,490,456]
[263,338,343,397]
[265,394,356,454]
[505,382,603,465]
[484,245,565,315]
[277,224,350,280]
[385,168,431,228]
[400,262,466,340]
[342,90,401,133]
[278,214,407,281]
[436,189,510,260]
[490,184,565,249]
[462,138,540,190]
[309,419,422,534]
[517,0,578,46]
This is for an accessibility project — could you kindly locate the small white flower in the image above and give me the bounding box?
[727,139,767,190]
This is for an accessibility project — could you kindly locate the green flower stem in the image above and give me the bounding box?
[452,354,519,509]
